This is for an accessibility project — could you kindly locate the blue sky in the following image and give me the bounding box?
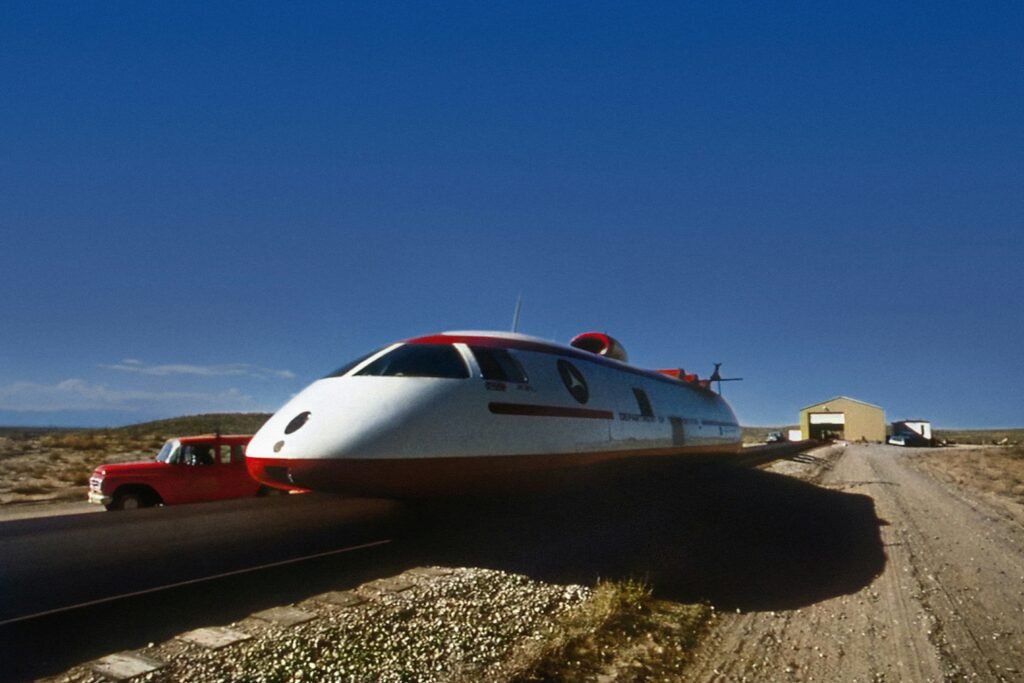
[1,1,1021,429]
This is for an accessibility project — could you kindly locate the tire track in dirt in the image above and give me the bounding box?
[874,450,1024,681]
[685,444,1024,682]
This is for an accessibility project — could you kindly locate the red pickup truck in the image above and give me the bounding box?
[87,434,275,510]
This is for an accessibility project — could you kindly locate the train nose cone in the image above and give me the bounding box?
[246,375,463,490]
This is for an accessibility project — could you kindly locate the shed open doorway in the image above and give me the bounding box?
[809,412,845,441]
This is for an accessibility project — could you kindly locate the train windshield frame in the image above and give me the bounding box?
[324,346,392,378]
[354,343,470,379]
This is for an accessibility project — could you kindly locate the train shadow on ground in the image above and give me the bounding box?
[0,460,885,681]
[398,456,887,612]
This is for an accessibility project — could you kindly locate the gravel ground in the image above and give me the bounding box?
[42,568,590,683]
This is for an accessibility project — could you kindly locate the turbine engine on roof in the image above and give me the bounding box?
[569,332,628,363]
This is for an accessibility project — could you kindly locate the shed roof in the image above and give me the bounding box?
[801,396,885,412]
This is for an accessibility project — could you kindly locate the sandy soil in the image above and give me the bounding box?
[686,443,1024,682]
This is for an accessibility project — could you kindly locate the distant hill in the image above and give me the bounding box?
[110,413,273,439]
[934,428,1024,445]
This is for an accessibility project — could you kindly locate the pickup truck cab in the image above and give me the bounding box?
[88,434,269,510]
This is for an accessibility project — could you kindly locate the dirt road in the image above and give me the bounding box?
[687,443,1024,682]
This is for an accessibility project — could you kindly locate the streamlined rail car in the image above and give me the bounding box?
[246,331,742,496]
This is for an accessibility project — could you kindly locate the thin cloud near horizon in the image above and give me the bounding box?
[0,379,261,413]
[101,359,296,380]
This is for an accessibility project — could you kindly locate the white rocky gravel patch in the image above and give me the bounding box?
[45,567,590,683]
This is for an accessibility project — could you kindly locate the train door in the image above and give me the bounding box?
[612,385,666,449]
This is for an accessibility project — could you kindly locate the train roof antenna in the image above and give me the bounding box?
[511,294,523,333]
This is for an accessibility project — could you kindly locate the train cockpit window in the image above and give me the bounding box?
[469,346,529,383]
[325,346,390,378]
[355,344,470,379]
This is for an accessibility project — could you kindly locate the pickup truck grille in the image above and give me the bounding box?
[89,477,103,492]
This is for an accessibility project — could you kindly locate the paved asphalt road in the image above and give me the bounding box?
[0,493,401,624]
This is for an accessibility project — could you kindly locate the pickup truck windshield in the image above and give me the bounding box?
[155,439,181,464]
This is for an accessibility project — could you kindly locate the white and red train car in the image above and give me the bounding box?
[246,331,742,497]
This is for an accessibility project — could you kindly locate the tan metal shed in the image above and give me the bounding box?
[799,396,886,442]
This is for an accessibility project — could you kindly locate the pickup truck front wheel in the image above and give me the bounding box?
[107,489,157,511]
[256,485,284,497]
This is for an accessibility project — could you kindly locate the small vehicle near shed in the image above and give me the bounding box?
[88,434,276,510]
[888,431,933,447]
[766,431,788,443]
[889,419,935,447]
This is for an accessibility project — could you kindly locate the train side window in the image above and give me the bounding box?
[355,344,470,379]
[632,388,654,417]
[469,346,529,383]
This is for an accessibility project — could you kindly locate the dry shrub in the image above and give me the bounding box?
[508,580,711,682]
[11,485,51,496]
[915,446,1024,507]
[55,433,106,451]
[57,467,89,484]
[11,462,48,478]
